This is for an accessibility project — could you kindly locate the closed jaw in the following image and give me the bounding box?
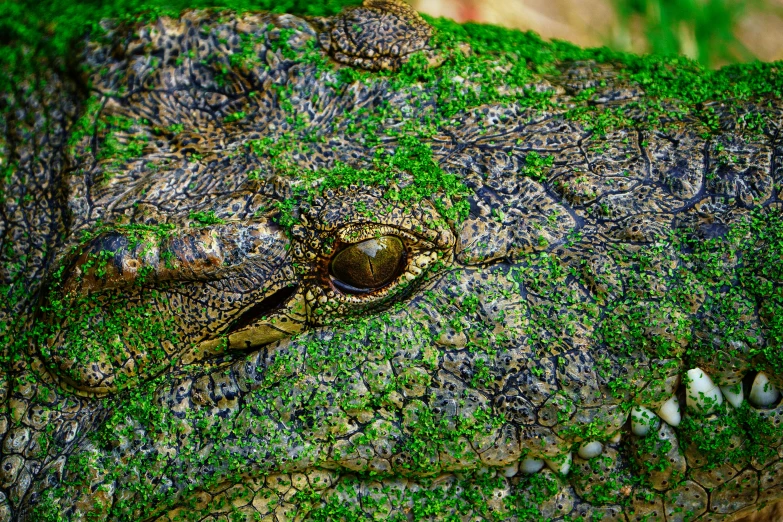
[482,366,781,480]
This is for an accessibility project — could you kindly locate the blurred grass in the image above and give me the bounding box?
[612,0,760,67]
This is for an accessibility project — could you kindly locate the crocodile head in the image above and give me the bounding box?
[1,1,783,520]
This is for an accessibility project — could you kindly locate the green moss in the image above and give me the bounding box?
[188,210,225,227]
[249,132,471,230]
[520,151,555,182]
[678,401,783,469]
[41,289,182,391]
[3,1,783,520]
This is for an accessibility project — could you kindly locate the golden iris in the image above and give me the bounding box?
[330,235,405,292]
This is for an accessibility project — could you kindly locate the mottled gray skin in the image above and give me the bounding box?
[1,1,783,521]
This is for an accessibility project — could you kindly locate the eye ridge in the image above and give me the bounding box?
[329,235,407,294]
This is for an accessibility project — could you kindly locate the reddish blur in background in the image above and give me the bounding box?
[413,0,783,68]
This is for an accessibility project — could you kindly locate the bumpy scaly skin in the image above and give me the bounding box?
[1,1,782,521]
[316,0,440,70]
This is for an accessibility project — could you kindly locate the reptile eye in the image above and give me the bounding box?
[330,235,406,294]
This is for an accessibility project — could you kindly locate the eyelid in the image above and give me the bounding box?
[333,224,431,249]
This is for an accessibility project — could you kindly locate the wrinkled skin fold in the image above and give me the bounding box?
[1,1,783,520]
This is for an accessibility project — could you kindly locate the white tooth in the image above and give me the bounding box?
[544,453,572,476]
[502,462,519,478]
[685,367,723,413]
[656,396,681,427]
[749,372,780,407]
[720,383,744,408]
[631,406,659,436]
[609,432,622,443]
[520,458,545,474]
[577,441,603,460]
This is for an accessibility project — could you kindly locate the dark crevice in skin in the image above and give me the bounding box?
[225,284,298,335]
[740,371,783,409]
[742,371,757,402]
[675,377,688,411]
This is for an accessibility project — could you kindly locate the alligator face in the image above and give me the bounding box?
[1,1,783,520]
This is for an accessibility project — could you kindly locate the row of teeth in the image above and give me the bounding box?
[496,369,780,478]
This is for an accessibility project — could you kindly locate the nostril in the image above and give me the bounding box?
[226,285,298,335]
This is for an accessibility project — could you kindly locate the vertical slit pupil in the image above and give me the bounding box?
[330,235,406,293]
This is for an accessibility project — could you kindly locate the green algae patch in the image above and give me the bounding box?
[188,210,225,227]
[0,0,360,73]
[408,16,783,136]
[40,287,183,393]
[2,1,783,521]
[248,132,472,230]
[35,303,510,520]
[33,224,184,394]
[678,401,783,470]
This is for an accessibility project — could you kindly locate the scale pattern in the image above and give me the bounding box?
[0,1,782,521]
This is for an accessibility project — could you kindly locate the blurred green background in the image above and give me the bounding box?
[415,0,783,67]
